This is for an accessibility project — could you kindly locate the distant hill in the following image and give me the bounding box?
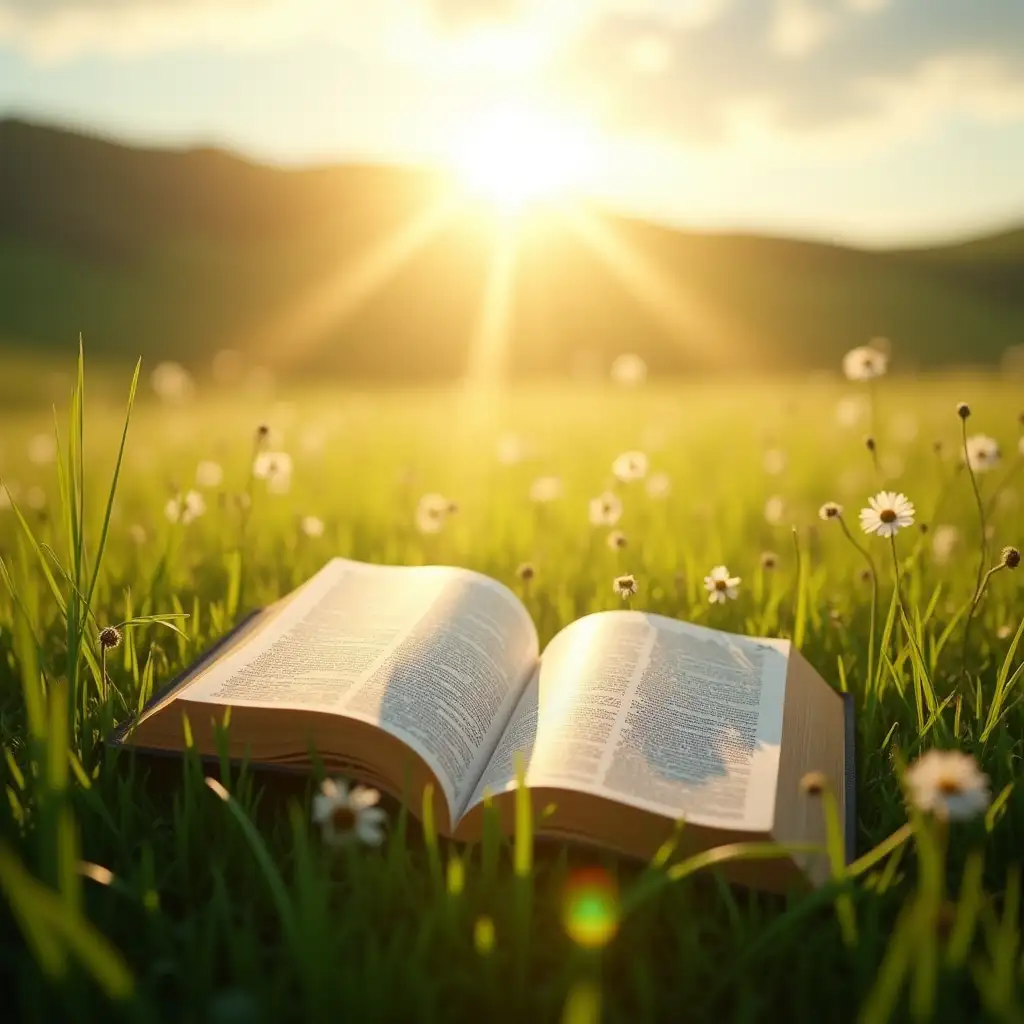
[2,118,1023,380]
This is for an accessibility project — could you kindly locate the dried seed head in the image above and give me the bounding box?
[1002,546,1021,569]
[516,562,536,582]
[865,436,876,452]
[99,626,123,650]
[255,423,270,442]
[918,522,929,535]
[819,501,843,521]
[956,402,970,420]
[760,551,778,570]
[858,567,873,583]
[800,771,828,797]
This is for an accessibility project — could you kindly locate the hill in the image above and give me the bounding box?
[2,118,1023,379]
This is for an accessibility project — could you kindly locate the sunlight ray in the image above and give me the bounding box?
[247,196,458,367]
[564,207,759,369]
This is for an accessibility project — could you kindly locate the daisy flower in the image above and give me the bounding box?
[301,515,325,538]
[165,489,206,525]
[415,493,450,534]
[252,451,293,494]
[610,353,647,387]
[645,471,671,499]
[589,491,623,527]
[612,451,648,482]
[529,476,563,503]
[842,345,888,382]
[819,501,843,521]
[613,574,637,598]
[903,750,990,822]
[704,565,740,604]
[195,460,224,489]
[858,491,915,538]
[964,434,1001,474]
[606,530,628,551]
[311,778,387,847]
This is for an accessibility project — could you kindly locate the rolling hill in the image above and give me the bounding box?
[2,118,1023,381]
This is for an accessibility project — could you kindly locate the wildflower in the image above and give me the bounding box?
[932,524,959,564]
[964,434,1001,473]
[606,530,628,551]
[842,346,888,382]
[612,451,648,482]
[496,432,526,466]
[956,402,970,420]
[819,502,843,521]
[27,433,56,465]
[764,495,786,525]
[165,489,206,525]
[645,472,671,499]
[301,515,325,538]
[904,750,990,822]
[859,491,915,538]
[704,565,740,604]
[252,451,293,494]
[195,460,224,489]
[763,448,786,475]
[98,626,123,650]
[311,778,387,847]
[799,771,828,797]
[150,361,195,403]
[613,574,638,598]
[760,551,778,570]
[610,353,647,387]
[415,493,450,534]
[516,562,536,582]
[589,491,623,527]
[1002,546,1021,569]
[529,476,563,503]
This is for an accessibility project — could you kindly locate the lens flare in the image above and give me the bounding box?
[562,867,620,949]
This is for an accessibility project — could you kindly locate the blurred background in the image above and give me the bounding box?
[1,0,1023,395]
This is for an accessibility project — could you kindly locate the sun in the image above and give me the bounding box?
[453,104,592,215]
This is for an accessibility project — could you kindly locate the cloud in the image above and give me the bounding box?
[554,0,1024,149]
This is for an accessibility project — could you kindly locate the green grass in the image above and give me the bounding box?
[1,359,1023,1022]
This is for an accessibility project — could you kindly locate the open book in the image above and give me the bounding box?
[114,558,854,891]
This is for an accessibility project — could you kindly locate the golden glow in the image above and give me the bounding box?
[453,104,593,215]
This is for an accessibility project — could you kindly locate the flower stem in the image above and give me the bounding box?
[958,561,1006,694]
[960,418,991,694]
[889,533,931,692]
[837,515,879,697]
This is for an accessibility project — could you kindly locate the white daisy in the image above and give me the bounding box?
[195,460,224,489]
[704,565,740,604]
[252,451,293,494]
[589,491,623,527]
[818,502,843,521]
[858,491,915,538]
[613,573,637,598]
[842,345,888,382]
[165,489,206,525]
[964,434,1001,474]
[301,515,325,538]
[27,433,56,465]
[529,476,563,503]
[415,493,450,534]
[645,471,671,499]
[931,524,959,565]
[904,750,990,822]
[610,353,647,387]
[612,450,648,482]
[311,778,387,847]
[150,361,195,404]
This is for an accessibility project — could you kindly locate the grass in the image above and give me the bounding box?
[1,356,1023,1022]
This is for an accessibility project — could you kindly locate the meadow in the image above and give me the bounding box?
[1,355,1023,1023]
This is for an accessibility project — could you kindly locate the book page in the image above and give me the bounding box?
[183,558,539,819]
[466,611,788,833]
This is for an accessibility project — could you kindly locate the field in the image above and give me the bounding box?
[2,360,1023,1023]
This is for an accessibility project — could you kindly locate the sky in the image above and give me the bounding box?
[1,0,1023,246]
